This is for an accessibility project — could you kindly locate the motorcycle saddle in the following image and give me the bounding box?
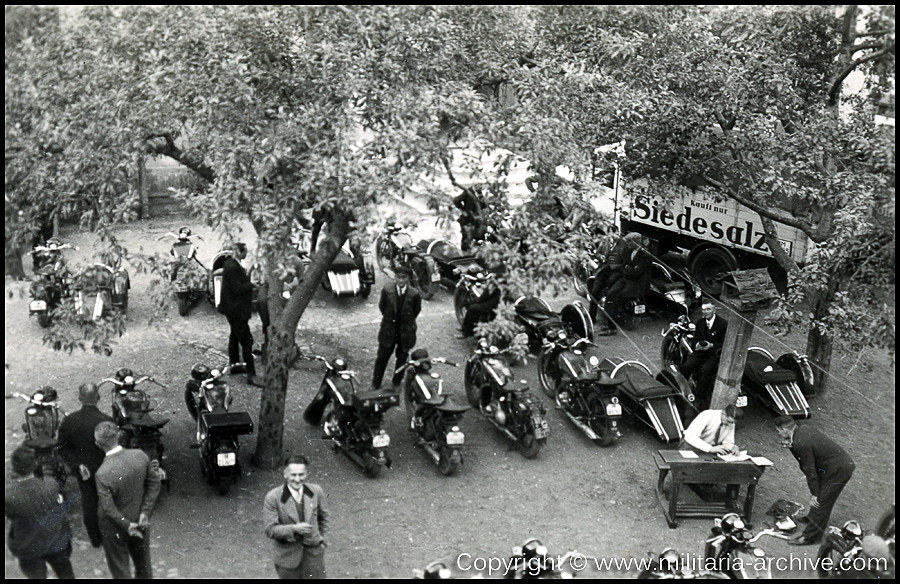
[128,416,170,430]
[515,297,556,321]
[435,400,471,414]
[744,352,796,383]
[330,250,358,271]
[617,369,676,400]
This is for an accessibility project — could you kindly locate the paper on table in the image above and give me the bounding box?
[750,456,774,466]
[679,450,699,458]
[717,451,751,462]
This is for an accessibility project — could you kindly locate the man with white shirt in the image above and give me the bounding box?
[94,421,161,579]
[678,406,741,505]
[679,302,728,404]
[263,455,329,579]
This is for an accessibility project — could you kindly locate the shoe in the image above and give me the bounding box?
[788,535,820,546]
[90,538,103,549]
[246,374,265,387]
[596,327,616,336]
[229,364,247,375]
[454,333,468,340]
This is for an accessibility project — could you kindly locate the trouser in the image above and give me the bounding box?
[275,543,326,579]
[802,466,855,541]
[680,352,718,402]
[17,542,75,579]
[462,299,499,336]
[99,523,152,579]
[372,339,408,388]
[77,476,103,547]
[588,267,617,321]
[676,440,739,505]
[226,314,255,375]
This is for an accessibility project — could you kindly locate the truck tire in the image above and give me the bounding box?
[689,246,738,298]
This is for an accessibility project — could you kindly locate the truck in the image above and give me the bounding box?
[614,179,811,297]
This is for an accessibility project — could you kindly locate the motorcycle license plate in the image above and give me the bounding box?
[606,403,623,416]
[446,431,465,445]
[534,421,550,439]
[372,434,390,448]
[431,272,441,282]
[216,452,237,467]
[634,304,646,315]
[736,395,748,408]
[30,300,47,311]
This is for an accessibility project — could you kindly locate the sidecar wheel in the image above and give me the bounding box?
[537,350,559,398]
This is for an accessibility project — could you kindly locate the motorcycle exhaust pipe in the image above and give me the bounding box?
[562,411,599,441]
[487,416,518,442]
[416,439,443,465]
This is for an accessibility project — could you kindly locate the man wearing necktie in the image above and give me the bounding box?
[678,406,741,504]
[263,455,329,578]
[372,266,422,389]
[678,302,728,405]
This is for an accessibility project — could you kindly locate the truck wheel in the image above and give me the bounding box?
[689,246,738,298]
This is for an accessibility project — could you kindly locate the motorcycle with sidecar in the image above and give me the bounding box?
[28,238,76,328]
[512,295,593,353]
[6,387,68,486]
[374,222,440,300]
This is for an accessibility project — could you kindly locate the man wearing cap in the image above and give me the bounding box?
[56,383,115,548]
[678,302,728,403]
[775,416,856,546]
[220,242,263,386]
[372,266,421,389]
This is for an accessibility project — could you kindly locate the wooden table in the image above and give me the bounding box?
[654,449,766,528]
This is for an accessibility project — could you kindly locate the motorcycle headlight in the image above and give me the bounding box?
[589,356,599,367]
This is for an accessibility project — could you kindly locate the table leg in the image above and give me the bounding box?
[656,469,677,528]
[744,484,757,521]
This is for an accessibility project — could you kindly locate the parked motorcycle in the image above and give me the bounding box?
[399,349,470,476]
[184,362,255,495]
[703,514,789,579]
[412,561,453,579]
[99,368,170,490]
[416,238,483,290]
[661,316,814,417]
[464,339,550,458]
[159,227,210,316]
[454,267,500,328]
[502,538,580,579]
[28,238,76,328]
[6,387,68,485]
[513,295,594,353]
[321,240,375,298]
[537,331,623,446]
[638,548,729,579]
[302,356,399,478]
[72,259,130,322]
[817,519,895,579]
[374,222,440,300]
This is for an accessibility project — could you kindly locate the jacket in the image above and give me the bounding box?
[789,426,856,497]
[5,477,72,561]
[377,283,421,349]
[219,256,253,320]
[95,448,161,532]
[694,315,728,353]
[56,405,115,475]
[263,483,329,569]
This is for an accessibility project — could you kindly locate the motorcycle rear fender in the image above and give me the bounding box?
[731,548,770,579]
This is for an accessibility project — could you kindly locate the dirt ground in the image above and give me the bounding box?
[4,216,895,579]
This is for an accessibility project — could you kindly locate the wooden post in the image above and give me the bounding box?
[709,269,777,411]
[138,154,149,220]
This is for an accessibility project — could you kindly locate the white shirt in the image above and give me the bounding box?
[706,315,716,330]
[287,484,304,505]
[104,445,124,457]
[682,409,735,453]
[397,285,407,297]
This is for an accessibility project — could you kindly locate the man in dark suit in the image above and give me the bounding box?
[597,233,652,335]
[94,421,161,579]
[5,445,75,579]
[775,416,856,545]
[372,266,422,389]
[220,242,262,386]
[263,455,329,579]
[56,383,114,548]
[679,302,728,402]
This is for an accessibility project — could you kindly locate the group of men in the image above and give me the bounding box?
[6,384,161,579]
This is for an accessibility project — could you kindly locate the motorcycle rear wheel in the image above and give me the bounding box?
[537,350,559,398]
[587,394,615,447]
[517,418,545,459]
[217,479,231,496]
[438,448,460,477]
[411,258,435,300]
[363,459,383,479]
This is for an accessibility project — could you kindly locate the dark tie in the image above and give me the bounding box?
[294,492,305,523]
[714,423,723,446]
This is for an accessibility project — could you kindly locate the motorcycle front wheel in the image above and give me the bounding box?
[453,285,470,326]
[363,457,383,479]
[184,387,199,421]
[463,360,485,408]
[410,257,435,300]
[375,236,392,273]
[815,540,847,579]
[660,333,683,371]
[877,505,895,540]
[537,350,559,398]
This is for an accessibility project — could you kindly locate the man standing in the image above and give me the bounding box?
[220,242,263,386]
[56,383,115,548]
[678,302,728,403]
[775,416,856,545]
[372,266,421,389]
[94,421,161,579]
[263,455,329,579]
[5,445,75,579]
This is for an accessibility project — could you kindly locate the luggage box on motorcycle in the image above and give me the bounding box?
[200,411,254,437]
[353,389,400,410]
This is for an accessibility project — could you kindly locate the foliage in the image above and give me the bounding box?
[473,305,530,365]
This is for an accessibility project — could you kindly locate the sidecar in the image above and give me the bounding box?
[417,239,482,288]
[602,358,688,443]
[741,348,813,418]
[73,262,130,321]
[513,296,593,352]
[321,242,375,298]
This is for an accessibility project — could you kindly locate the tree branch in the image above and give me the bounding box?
[144,133,216,183]
[828,46,893,107]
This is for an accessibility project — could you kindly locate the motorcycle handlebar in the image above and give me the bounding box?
[32,243,77,253]
[748,530,790,543]
[6,392,62,407]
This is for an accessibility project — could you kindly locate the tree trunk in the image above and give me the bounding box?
[251,216,350,470]
[5,245,27,280]
[804,282,838,395]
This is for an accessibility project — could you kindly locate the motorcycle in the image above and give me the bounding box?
[817,519,895,579]
[453,267,500,328]
[6,387,68,486]
[72,259,130,322]
[512,295,594,353]
[321,240,375,299]
[661,316,814,417]
[28,238,76,328]
[412,561,454,579]
[464,339,550,458]
[159,227,210,316]
[638,548,730,579]
[416,238,483,290]
[302,356,399,478]
[184,363,255,495]
[502,538,581,579]
[536,331,623,446]
[374,222,440,300]
[398,349,470,476]
[99,368,170,490]
[703,514,789,579]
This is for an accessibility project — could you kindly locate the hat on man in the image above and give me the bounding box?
[78,383,101,405]
[410,348,430,363]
